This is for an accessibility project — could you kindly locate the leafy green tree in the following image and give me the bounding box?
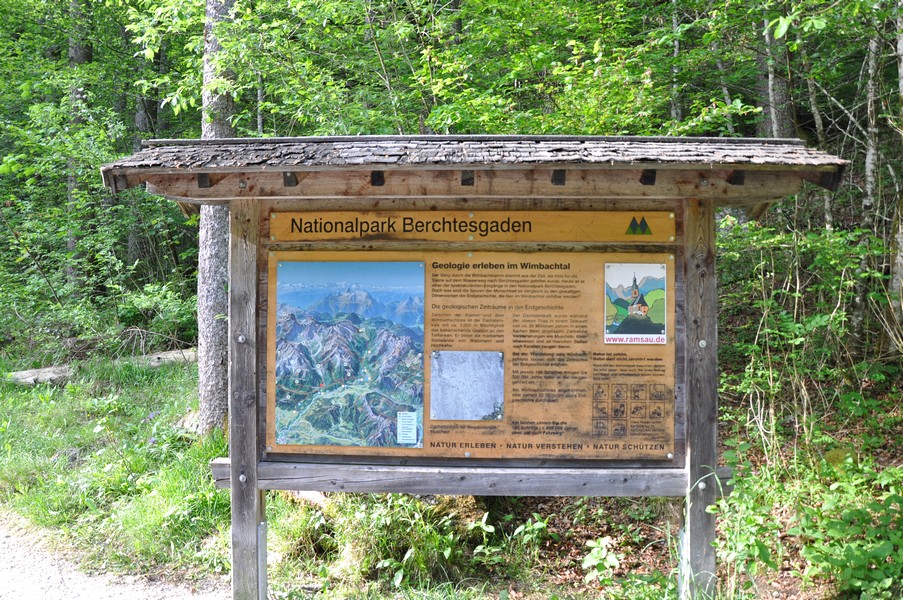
[0,0,900,369]
[0,0,198,365]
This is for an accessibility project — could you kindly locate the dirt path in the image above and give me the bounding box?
[0,510,228,600]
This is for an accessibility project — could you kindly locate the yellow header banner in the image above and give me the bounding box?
[269,211,676,243]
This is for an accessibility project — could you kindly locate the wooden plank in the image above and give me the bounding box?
[255,202,269,471]
[261,197,683,214]
[228,198,266,600]
[680,198,719,599]
[210,458,733,497]
[142,169,804,205]
[256,216,270,467]
[672,242,688,467]
[211,458,689,497]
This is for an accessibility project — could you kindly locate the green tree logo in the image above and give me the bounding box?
[626,217,652,235]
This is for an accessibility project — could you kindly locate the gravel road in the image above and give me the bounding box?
[0,510,229,600]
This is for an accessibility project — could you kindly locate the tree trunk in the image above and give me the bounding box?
[712,42,735,135]
[201,0,236,139]
[257,73,264,136]
[670,0,682,121]
[66,0,93,291]
[799,36,833,229]
[756,19,795,138]
[450,0,462,42]
[891,2,903,349]
[196,0,236,435]
[852,31,881,354]
[365,2,404,134]
[130,44,162,269]
[134,42,164,147]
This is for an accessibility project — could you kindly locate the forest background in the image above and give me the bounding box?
[0,0,901,598]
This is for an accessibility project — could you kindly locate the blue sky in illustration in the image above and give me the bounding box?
[278,261,424,293]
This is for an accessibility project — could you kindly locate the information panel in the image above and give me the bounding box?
[267,230,677,460]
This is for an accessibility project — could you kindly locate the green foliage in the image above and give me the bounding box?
[264,497,569,595]
[116,283,198,350]
[715,213,902,596]
[100,433,230,571]
[717,217,894,454]
[582,536,622,585]
[0,0,198,368]
[792,461,903,599]
[0,362,230,574]
[0,185,197,366]
[714,433,903,598]
[113,0,789,137]
[318,493,469,587]
[714,442,783,592]
[511,511,557,557]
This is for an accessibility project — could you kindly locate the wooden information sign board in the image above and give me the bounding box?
[267,211,677,461]
[101,135,847,600]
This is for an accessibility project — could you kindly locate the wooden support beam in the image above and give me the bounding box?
[640,169,657,186]
[228,199,266,600]
[211,459,692,497]
[680,198,719,599]
[800,169,844,191]
[726,170,745,186]
[141,168,805,205]
[282,172,298,187]
[211,459,734,496]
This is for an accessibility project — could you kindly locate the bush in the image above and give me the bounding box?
[792,461,903,599]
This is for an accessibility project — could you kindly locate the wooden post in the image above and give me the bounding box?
[680,197,719,598]
[228,198,267,600]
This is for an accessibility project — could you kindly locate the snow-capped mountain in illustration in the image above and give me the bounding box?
[291,286,424,327]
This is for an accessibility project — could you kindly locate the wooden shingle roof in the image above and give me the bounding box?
[101,135,847,207]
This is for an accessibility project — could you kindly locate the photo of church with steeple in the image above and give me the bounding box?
[604,263,667,344]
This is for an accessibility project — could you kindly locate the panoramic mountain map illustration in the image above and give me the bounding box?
[273,261,425,447]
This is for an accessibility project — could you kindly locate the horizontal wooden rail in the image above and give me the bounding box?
[210,459,741,497]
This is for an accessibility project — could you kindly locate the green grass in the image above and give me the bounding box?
[0,361,231,578]
[1,355,902,598]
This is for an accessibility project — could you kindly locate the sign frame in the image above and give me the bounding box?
[225,197,709,599]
